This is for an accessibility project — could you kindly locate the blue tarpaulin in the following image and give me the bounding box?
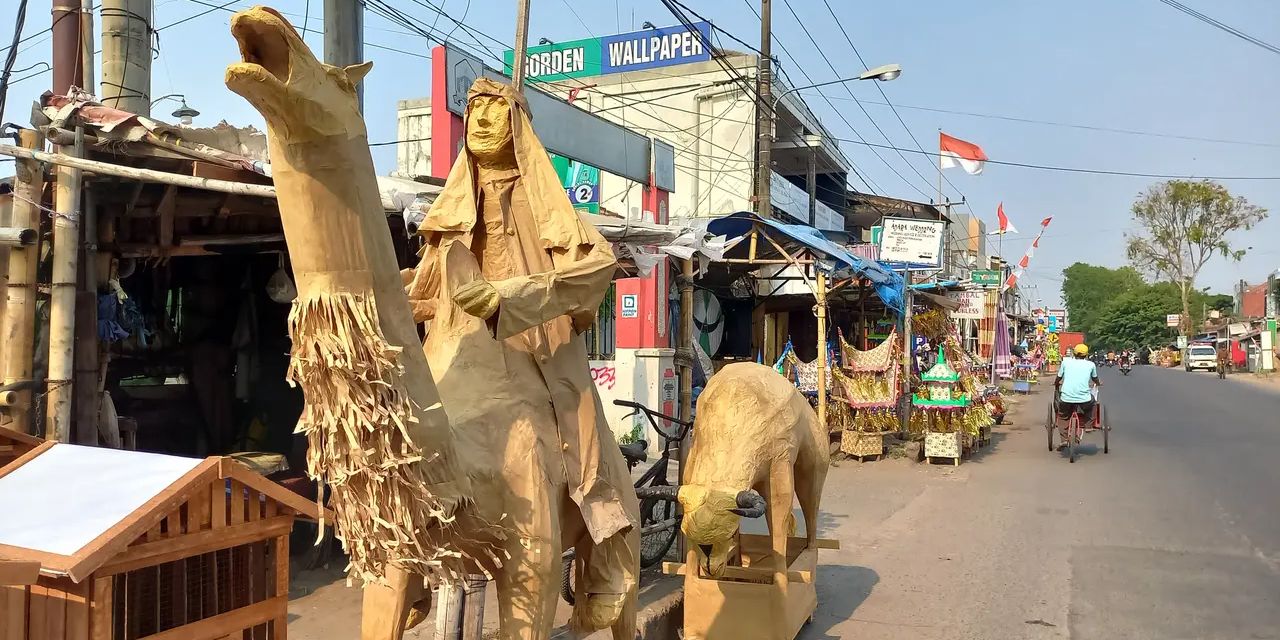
[708,211,904,314]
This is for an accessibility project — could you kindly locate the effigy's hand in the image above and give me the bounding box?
[453,280,500,319]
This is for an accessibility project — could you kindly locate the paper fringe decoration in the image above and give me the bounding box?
[287,290,470,582]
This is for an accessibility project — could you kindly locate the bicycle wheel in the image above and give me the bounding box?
[638,495,679,569]
[1047,417,1055,452]
[560,549,576,606]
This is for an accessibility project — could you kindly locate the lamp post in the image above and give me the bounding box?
[758,64,900,218]
[151,94,200,126]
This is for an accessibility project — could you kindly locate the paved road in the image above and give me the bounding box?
[804,366,1280,640]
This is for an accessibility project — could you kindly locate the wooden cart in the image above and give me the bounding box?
[665,534,840,640]
[0,443,323,640]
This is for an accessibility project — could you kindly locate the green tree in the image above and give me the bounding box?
[1125,180,1267,334]
[1090,284,1183,350]
[1061,263,1145,336]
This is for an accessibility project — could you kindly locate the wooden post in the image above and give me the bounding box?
[1,130,45,433]
[509,0,531,89]
[900,278,913,434]
[46,129,84,442]
[73,179,99,445]
[815,271,827,433]
[460,575,486,640]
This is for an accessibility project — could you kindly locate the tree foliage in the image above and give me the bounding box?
[1091,285,1182,350]
[1125,180,1267,332]
[1061,263,1145,337]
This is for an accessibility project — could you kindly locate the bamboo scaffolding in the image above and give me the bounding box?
[46,130,85,442]
[0,130,45,433]
[0,143,278,199]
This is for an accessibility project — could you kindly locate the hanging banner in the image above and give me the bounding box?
[948,290,986,319]
[878,217,946,267]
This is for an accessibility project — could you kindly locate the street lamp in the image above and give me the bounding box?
[769,63,901,140]
[151,94,201,126]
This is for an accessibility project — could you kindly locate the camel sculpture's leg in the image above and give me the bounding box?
[360,564,425,640]
[794,465,825,547]
[493,462,564,640]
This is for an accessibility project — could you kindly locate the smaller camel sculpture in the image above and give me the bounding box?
[675,362,829,578]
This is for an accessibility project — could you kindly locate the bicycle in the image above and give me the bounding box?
[561,399,692,605]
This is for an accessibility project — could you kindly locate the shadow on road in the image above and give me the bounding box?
[800,565,880,639]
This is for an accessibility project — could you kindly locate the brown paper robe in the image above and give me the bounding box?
[406,78,638,585]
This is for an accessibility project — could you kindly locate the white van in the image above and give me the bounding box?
[1184,344,1218,372]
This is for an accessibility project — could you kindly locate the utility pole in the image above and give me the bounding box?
[806,143,817,227]
[101,0,152,115]
[52,0,84,94]
[510,0,531,89]
[324,0,363,110]
[754,0,772,217]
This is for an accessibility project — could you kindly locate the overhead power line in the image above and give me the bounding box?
[801,93,1280,149]
[0,0,30,119]
[818,0,970,206]
[1154,0,1280,56]
[830,136,1280,180]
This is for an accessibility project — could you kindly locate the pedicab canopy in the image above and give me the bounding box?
[707,211,905,313]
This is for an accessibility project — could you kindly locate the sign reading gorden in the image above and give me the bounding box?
[504,22,713,81]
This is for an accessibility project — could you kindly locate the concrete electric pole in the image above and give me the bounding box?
[324,0,364,110]
[755,0,772,218]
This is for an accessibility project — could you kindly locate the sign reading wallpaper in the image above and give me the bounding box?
[504,22,713,81]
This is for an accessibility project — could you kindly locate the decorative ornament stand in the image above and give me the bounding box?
[665,534,840,640]
[913,345,971,466]
[834,329,901,462]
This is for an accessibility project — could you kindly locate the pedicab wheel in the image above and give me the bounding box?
[1046,403,1055,451]
[1102,406,1110,454]
[1067,417,1078,463]
[638,494,679,569]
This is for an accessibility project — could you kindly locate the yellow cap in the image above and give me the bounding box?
[1074,344,1089,356]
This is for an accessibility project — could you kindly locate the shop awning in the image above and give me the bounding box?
[707,211,904,313]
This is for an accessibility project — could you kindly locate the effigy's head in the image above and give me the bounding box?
[464,78,528,169]
[225,6,372,141]
[678,484,767,578]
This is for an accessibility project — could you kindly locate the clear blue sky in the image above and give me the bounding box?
[3,0,1278,304]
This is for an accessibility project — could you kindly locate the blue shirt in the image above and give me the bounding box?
[1057,357,1098,403]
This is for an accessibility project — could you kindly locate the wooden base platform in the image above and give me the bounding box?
[664,535,839,640]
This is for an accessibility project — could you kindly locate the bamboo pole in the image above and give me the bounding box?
[1,130,45,433]
[100,0,152,116]
[46,129,85,443]
[0,195,11,366]
[0,227,37,246]
[0,143,278,199]
[815,271,828,433]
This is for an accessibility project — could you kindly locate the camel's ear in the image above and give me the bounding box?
[343,61,374,86]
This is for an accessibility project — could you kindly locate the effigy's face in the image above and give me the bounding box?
[466,95,515,165]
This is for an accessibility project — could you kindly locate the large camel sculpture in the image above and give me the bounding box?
[225,8,638,639]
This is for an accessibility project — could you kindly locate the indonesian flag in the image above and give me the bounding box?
[939,132,988,175]
[995,202,1017,234]
[1003,216,1053,291]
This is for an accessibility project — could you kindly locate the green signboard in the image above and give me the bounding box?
[971,269,1000,287]
[870,225,882,246]
[503,22,713,82]
[550,153,600,213]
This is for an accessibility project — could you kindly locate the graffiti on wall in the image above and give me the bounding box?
[590,365,617,390]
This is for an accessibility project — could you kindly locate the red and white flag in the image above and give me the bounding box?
[1003,216,1053,291]
[939,132,988,175]
[995,202,1017,234]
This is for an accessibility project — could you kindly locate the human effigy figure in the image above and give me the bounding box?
[403,76,640,638]
[226,7,637,638]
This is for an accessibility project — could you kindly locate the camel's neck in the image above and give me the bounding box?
[685,438,764,492]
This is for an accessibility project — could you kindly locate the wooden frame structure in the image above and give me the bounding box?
[0,428,41,468]
[0,444,323,640]
[664,535,840,640]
